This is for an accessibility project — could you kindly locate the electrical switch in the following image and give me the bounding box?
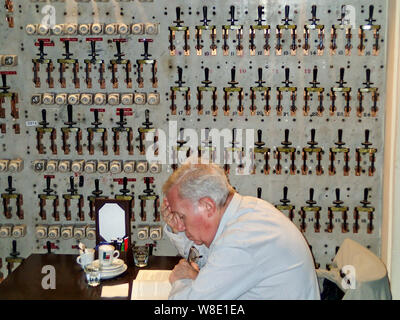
[1,176,23,219]
[250,68,271,116]
[61,104,82,155]
[223,67,243,116]
[170,67,190,115]
[38,176,59,221]
[36,109,57,155]
[87,109,107,155]
[353,188,374,234]
[195,6,217,56]
[112,108,134,155]
[300,188,321,233]
[137,39,157,88]
[115,177,135,222]
[197,67,217,116]
[62,176,84,221]
[169,7,190,56]
[249,6,270,56]
[275,186,295,221]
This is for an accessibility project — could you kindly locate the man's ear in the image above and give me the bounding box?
[198,197,217,218]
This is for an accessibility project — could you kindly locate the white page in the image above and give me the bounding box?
[131,270,172,300]
[135,270,172,282]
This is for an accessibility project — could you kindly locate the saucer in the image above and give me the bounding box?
[100,264,128,280]
[92,259,124,271]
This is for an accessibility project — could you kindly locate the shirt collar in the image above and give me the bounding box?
[210,192,242,247]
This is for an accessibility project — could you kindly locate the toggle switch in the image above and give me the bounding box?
[330,67,351,116]
[276,5,297,56]
[329,129,350,176]
[84,38,105,89]
[222,6,244,56]
[136,39,157,88]
[223,67,243,116]
[303,5,325,56]
[87,109,107,155]
[87,179,108,221]
[197,67,217,116]
[57,38,80,88]
[357,68,379,117]
[195,6,217,56]
[169,7,190,56]
[36,109,57,155]
[275,129,296,175]
[354,188,375,234]
[139,177,160,222]
[170,67,190,115]
[300,188,321,233]
[112,108,134,155]
[254,129,270,175]
[358,5,381,56]
[304,66,324,116]
[250,68,271,116]
[330,5,353,56]
[115,177,135,222]
[327,188,349,233]
[61,104,82,155]
[302,129,323,175]
[276,68,297,116]
[38,176,59,221]
[275,186,295,221]
[249,6,271,56]
[355,129,377,176]
[110,39,131,89]
[62,176,84,221]
[2,176,23,219]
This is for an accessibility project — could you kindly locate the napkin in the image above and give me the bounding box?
[101,283,130,298]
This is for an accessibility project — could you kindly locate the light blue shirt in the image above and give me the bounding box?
[165,193,320,300]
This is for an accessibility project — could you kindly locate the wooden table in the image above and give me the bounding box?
[0,253,180,300]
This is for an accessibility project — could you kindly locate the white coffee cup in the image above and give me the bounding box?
[76,248,95,268]
[98,244,120,266]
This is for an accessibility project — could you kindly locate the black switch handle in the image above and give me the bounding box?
[258,68,263,83]
[336,188,340,202]
[366,69,371,83]
[257,129,262,142]
[285,5,290,19]
[313,66,318,82]
[257,187,262,199]
[176,7,181,21]
[284,129,289,143]
[231,67,236,83]
[338,129,343,143]
[309,188,314,202]
[311,5,317,18]
[258,6,264,20]
[311,128,316,143]
[369,5,374,21]
[203,6,208,20]
[283,186,288,200]
[204,67,209,82]
[364,188,369,202]
[178,66,183,83]
[365,129,370,143]
[340,68,345,82]
[67,104,73,123]
[79,176,84,188]
[285,68,290,82]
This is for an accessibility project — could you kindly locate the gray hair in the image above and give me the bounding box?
[162,162,234,208]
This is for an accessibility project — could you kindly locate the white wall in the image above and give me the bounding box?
[383,0,400,300]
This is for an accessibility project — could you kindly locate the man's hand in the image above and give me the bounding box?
[161,198,183,233]
[169,259,200,284]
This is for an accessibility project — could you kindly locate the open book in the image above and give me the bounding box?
[131,270,172,300]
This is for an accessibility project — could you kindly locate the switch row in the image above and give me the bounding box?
[0,225,26,238]
[32,159,161,174]
[26,22,158,36]
[0,159,23,173]
[136,225,162,241]
[32,92,159,106]
[35,224,96,240]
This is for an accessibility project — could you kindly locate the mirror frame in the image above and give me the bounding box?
[94,198,133,265]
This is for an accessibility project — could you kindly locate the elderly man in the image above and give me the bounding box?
[162,161,320,299]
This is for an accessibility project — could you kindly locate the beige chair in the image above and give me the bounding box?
[317,238,392,300]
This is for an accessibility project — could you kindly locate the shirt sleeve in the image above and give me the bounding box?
[163,224,209,268]
[168,246,258,300]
